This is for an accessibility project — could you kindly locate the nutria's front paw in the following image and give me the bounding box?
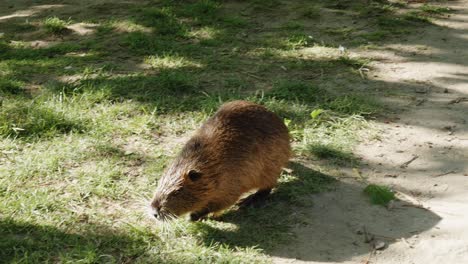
[190,210,209,221]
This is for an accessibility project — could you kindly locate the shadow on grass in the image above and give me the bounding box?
[188,161,441,262]
[1,0,454,139]
[187,162,336,249]
[302,143,360,166]
[0,218,158,263]
[0,101,88,138]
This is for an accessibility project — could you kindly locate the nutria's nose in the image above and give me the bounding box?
[151,200,161,219]
[153,208,160,219]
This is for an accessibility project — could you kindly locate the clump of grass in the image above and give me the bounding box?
[337,56,370,69]
[43,17,71,34]
[180,0,220,19]
[403,11,431,23]
[251,0,280,9]
[121,32,160,54]
[283,34,310,50]
[0,79,25,95]
[305,143,359,165]
[283,21,304,31]
[358,30,391,42]
[420,4,452,15]
[363,184,395,206]
[377,16,413,28]
[144,54,201,69]
[138,7,185,36]
[268,80,323,103]
[325,95,379,116]
[324,27,355,37]
[302,6,321,19]
[0,98,87,138]
[359,3,395,16]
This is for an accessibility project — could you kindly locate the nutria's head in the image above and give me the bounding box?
[150,138,217,221]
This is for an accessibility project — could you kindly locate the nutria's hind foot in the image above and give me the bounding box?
[237,188,272,208]
[190,209,210,222]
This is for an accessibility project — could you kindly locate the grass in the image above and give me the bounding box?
[0,0,449,262]
[43,17,71,34]
[363,184,395,206]
[420,4,452,15]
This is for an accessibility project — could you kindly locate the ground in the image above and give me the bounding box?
[274,1,468,263]
[0,0,467,263]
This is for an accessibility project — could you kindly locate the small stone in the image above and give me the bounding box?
[415,87,428,94]
[374,241,386,250]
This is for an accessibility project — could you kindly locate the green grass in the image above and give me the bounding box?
[403,11,432,23]
[0,0,449,262]
[43,17,71,34]
[363,184,395,206]
[420,4,452,15]
[304,144,359,166]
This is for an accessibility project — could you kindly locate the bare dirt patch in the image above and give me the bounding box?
[273,1,468,263]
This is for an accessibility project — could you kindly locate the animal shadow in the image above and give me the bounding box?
[189,162,441,262]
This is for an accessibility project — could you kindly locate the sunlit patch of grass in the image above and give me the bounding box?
[109,20,153,33]
[144,54,202,69]
[296,114,373,159]
[0,98,88,139]
[43,17,71,34]
[282,34,310,50]
[187,26,220,40]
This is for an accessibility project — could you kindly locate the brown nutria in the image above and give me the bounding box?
[150,100,291,221]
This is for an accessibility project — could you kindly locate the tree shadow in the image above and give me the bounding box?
[189,162,441,262]
[0,0,462,261]
[0,218,160,263]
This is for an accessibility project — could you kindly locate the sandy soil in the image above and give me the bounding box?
[273,1,468,263]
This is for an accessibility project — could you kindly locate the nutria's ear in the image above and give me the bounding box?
[187,170,202,182]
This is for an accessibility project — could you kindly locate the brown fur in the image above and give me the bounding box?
[150,100,291,221]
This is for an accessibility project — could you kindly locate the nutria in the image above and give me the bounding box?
[150,100,291,221]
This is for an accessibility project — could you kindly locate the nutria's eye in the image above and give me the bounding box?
[188,170,202,181]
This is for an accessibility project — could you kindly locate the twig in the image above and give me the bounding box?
[239,71,264,80]
[362,249,376,264]
[395,190,425,209]
[415,98,427,106]
[448,97,468,104]
[433,170,457,177]
[400,155,419,168]
[363,226,374,243]
[401,238,414,248]
[359,66,369,79]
